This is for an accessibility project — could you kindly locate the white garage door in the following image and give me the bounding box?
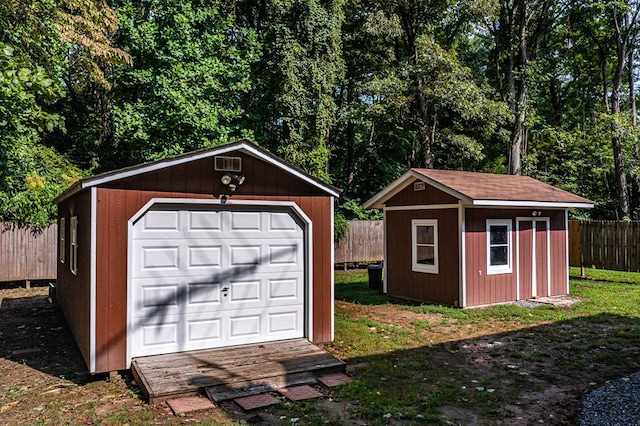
[129,205,305,358]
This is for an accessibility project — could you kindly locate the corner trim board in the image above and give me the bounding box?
[90,187,97,373]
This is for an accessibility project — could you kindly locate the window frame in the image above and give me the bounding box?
[486,219,512,275]
[70,216,78,275]
[59,217,65,264]
[411,219,439,274]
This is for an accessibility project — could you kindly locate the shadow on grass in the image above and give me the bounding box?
[0,292,105,384]
[329,312,640,425]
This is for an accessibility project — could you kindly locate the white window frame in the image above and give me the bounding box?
[486,219,512,275]
[70,216,78,275]
[412,219,439,274]
[59,217,65,264]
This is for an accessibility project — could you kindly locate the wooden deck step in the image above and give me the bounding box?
[205,371,317,402]
[131,339,345,404]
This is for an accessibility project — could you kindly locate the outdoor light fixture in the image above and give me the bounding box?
[221,173,245,192]
[221,174,232,185]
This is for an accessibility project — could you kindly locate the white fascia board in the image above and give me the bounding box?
[240,144,341,198]
[471,200,594,209]
[384,203,460,211]
[57,142,340,203]
[364,170,470,209]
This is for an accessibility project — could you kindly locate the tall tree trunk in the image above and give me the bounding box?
[509,0,528,175]
[611,7,631,218]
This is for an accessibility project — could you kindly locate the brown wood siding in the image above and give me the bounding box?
[465,209,567,307]
[94,188,333,373]
[104,153,327,197]
[535,220,549,297]
[385,180,459,206]
[385,209,459,305]
[56,190,92,370]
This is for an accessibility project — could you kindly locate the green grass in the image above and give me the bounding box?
[570,266,640,284]
[332,268,640,424]
[334,270,389,305]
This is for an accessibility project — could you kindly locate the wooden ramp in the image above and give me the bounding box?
[131,339,345,404]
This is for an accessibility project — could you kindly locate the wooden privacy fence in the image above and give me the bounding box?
[569,220,640,272]
[0,222,57,285]
[335,220,384,264]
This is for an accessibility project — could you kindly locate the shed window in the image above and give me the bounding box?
[412,219,439,274]
[59,217,65,263]
[70,216,78,275]
[486,219,512,275]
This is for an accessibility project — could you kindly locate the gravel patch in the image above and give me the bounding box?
[579,372,640,426]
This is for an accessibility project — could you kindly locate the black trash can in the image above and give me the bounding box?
[367,264,383,291]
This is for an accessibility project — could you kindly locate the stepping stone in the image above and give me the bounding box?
[277,385,323,401]
[167,395,214,415]
[235,393,280,411]
[318,372,352,387]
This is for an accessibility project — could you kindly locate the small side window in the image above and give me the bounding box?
[70,216,78,275]
[486,219,512,275]
[59,217,65,264]
[412,219,439,274]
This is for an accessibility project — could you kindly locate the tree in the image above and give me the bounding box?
[237,0,344,181]
[105,0,259,169]
[486,0,561,175]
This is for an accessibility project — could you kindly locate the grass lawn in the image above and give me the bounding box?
[323,268,640,424]
[1,268,639,425]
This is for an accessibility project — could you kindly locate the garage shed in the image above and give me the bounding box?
[364,169,593,308]
[54,140,339,374]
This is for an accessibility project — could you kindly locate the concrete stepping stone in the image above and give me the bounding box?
[277,385,323,401]
[167,395,214,414]
[234,393,280,411]
[318,372,353,387]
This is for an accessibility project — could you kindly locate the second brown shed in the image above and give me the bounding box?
[53,140,339,373]
[364,169,593,308]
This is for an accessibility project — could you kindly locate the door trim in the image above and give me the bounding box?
[125,198,313,368]
[516,217,551,300]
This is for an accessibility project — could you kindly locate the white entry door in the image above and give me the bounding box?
[129,205,305,358]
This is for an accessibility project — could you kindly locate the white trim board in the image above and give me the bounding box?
[125,198,315,368]
[90,187,97,373]
[383,204,460,211]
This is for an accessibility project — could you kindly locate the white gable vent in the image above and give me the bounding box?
[414,182,426,191]
[215,156,242,172]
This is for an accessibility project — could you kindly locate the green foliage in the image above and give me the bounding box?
[0,139,84,225]
[108,0,260,166]
[239,0,345,182]
[334,212,349,243]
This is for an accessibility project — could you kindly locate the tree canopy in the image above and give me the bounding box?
[3,0,640,224]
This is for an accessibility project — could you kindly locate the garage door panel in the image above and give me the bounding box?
[187,281,223,307]
[268,310,300,334]
[136,319,180,356]
[268,278,299,301]
[187,316,223,346]
[131,279,182,317]
[187,245,222,268]
[135,210,182,239]
[130,205,305,358]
